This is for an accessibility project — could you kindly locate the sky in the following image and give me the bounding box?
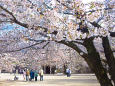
[0,24,26,36]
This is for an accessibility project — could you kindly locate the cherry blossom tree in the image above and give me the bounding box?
[0,0,115,86]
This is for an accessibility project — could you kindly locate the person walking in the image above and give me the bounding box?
[39,69,44,81]
[14,69,19,80]
[68,69,71,77]
[34,69,38,81]
[26,69,30,81]
[66,68,69,77]
[30,69,34,81]
[23,69,26,80]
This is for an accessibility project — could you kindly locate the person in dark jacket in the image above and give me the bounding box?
[30,69,34,81]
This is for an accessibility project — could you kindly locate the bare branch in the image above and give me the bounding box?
[27,38,48,42]
[56,0,73,10]
[0,13,6,17]
[12,19,29,28]
[85,8,112,13]
[27,41,50,50]
[3,41,45,53]
[0,20,13,23]
[58,11,74,15]
[96,14,104,23]
[42,42,50,49]
[0,5,16,20]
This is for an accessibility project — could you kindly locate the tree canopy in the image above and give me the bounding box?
[0,0,115,86]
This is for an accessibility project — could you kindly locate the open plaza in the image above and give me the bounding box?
[0,73,100,86]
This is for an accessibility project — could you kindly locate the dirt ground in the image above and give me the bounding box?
[0,73,100,86]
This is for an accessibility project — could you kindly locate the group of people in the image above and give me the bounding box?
[66,68,71,77]
[23,69,44,81]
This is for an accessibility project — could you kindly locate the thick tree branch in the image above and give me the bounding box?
[113,50,115,52]
[58,40,88,58]
[88,21,115,37]
[12,19,29,28]
[0,5,48,32]
[0,5,29,28]
[71,41,84,45]
[110,32,115,37]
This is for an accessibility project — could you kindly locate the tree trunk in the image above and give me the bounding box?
[59,39,113,86]
[102,36,115,85]
[84,38,113,86]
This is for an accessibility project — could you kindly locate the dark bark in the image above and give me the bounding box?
[59,39,113,86]
[83,38,113,86]
[102,36,115,85]
[110,32,115,37]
